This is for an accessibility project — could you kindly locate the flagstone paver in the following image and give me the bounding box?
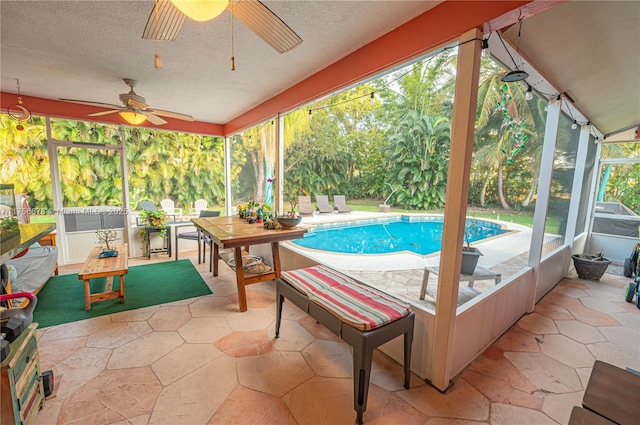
[215,329,273,357]
[35,253,635,425]
[555,320,606,344]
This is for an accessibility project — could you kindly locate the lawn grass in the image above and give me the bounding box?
[29,201,560,233]
[339,198,560,230]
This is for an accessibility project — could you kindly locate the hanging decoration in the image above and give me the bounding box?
[496,83,528,164]
[230,0,235,70]
[6,79,32,131]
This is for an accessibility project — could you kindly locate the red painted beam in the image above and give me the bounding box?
[1,93,224,136]
[224,0,533,135]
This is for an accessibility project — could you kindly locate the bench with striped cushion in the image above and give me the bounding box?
[276,265,415,425]
[281,265,411,331]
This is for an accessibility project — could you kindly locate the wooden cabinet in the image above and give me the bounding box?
[1,324,45,425]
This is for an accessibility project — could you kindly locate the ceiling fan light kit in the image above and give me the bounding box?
[60,79,194,126]
[170,0,229,22]
[143,0,302,54]
[119,111,147,125]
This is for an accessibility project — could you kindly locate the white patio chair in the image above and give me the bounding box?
[160,198,182,217]
[190,199,208,216]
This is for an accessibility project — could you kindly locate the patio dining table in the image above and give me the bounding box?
[192,216,307,312]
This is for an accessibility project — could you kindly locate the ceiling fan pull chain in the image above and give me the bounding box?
[230,0,235,71]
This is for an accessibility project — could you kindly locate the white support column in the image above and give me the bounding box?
[45,117,68,265]
[224,136,232,216]
[564,124,591,248]
[431,28,482,392]
[526,96,561,311]
[276,114,285,214]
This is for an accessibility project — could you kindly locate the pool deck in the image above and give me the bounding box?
[283,211,562,308]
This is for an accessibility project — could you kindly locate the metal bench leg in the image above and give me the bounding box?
[404,327,413,389]
[275,292,285,338]
[353,343,374,425]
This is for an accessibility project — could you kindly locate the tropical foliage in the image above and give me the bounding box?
[2,47,639,220]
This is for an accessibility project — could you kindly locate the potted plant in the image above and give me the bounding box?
[277,187,302,228]
[572,250,611,280]
[379,183,401,213]
[461,217,483,274]
[95,228,119,257]
[138,210,168,238]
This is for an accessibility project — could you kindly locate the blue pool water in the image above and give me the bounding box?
[292,216,505,255]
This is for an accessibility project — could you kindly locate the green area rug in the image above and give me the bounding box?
[33,260,212,328]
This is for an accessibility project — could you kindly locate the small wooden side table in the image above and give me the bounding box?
[78,243,128,310]
[420,265,501,300]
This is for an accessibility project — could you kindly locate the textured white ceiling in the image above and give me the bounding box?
[3,1,638,138]
[1,0,440,125]
[500,0,640,137]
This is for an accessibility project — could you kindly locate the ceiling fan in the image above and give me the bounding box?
[142,0,302,54]
[60,79,194,126]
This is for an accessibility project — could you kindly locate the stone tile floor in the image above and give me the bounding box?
[33,251,639,425]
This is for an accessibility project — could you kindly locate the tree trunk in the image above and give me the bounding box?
[522,168,539,208]
[480,173,490,207]
[497,163,510,210]
[249,150,266,202]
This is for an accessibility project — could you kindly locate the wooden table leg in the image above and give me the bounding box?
[234,247,248,312]
[213,244,219,276]
[271,242,281,278]
[84,279,91,310]
[119,274,125,303]
[420,268,431,300]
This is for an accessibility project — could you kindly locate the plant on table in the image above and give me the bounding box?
[138,209,168,239]
[282,178,304,218]
[461,216,483,274]
[95,228,119,251]
[463,217,482,252]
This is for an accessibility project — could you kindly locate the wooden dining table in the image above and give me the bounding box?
[192,216,307,312]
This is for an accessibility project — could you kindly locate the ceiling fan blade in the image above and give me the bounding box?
[127,98,149,109]
[231,0,302,54]
[59,98,123,109]
[142,0,185,41]
[148,109,194,122]
[87,109,121,117]
[144,112,168,126]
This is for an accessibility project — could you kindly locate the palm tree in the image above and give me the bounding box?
[475,67,537,209]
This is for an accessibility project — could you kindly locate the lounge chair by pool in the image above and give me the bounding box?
[316,195,334,214]
[333,195,352,213]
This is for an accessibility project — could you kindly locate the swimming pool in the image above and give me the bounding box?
[292,216,505,255]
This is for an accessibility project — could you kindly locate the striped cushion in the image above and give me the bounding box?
[282,266,411,331]
[281,265,354,295]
